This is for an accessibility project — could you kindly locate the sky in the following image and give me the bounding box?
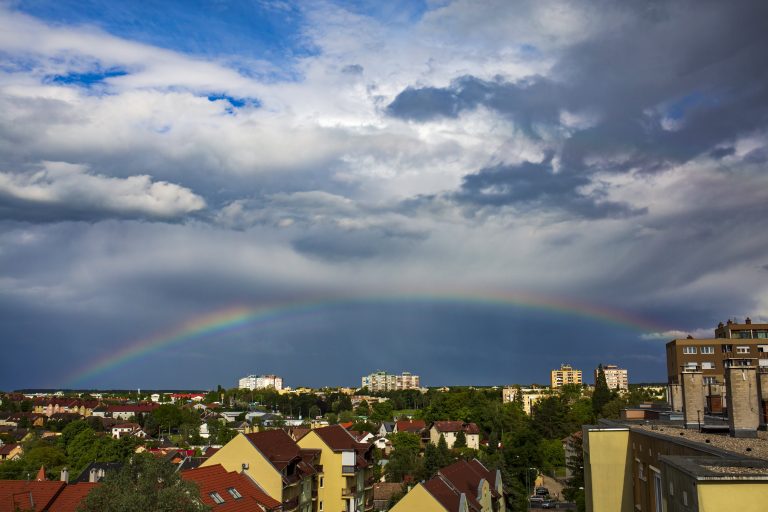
[1,0,767,390]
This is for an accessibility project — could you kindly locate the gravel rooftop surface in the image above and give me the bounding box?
[632,424,768,460]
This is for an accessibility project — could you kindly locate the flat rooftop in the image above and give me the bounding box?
[631,424,768,460]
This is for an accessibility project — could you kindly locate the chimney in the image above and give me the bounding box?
[746,317,752,325]
[758,368,768,429]
[89,467,97,483]
[60,467,69,482]
[724,360,759,438]
[668,383,683,412]
[681,367,704,429]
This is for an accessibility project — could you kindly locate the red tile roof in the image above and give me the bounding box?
[439,459,498,508]
[395,420,426,433]
[0,444,20,457]
[48,483,98,512]
[0,480,65,512]
[422,477,463,512]
[182,464,281,511]
[432,421,480,434]
[244,430,304,471]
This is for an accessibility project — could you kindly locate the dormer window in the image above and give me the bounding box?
[227,487,242,499]
[210,492,225,504]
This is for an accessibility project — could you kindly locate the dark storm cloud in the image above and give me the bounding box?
[452,156,646,219]
[389,0,768,182]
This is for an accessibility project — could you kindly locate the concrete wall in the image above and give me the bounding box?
[583,427,633,512]
[681,370,704,429]
[725,365,759,438]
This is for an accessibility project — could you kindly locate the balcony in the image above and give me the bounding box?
[282,496,299,511]
[342,488,358,498]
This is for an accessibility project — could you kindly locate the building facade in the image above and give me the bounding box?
[361,371,420,393]
[596,364,629,390]
[551,364,582,388]
[297,425,375,512]
[239,374,284,391]
[501,386,548,415]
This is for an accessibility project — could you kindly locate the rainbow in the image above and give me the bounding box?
[64,291,670,386]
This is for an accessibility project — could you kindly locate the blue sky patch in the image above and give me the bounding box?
[207,93,260,110]
[47,68,128,87]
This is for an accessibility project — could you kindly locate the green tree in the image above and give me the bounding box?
[369,401,394,423]
[453,430,467,449]
[385,433,422,483]
[78,453,210,512]
[592,364,612,418]
[355,400,370,417]
[436,434,452,467]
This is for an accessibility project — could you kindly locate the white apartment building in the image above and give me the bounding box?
[595,364,629,390]
[502,386,549,415]
[361,371,420,392]
[238,374,284,391]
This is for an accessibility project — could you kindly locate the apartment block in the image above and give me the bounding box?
[239,374,284,391]
[297,425,375,512]
[501,386,548,414]
[551,364,582,388]
[361,371,420,393]
[596,364,629,391]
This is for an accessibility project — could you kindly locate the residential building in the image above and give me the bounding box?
[201,429,318,512]
[239,374,284,391]
[551,364,582,388]
[583,421,768,512]
[360,371,420,393]
[501,386,548,415]
[667,320,768,387]
[102,403,159,420]
[0,443,23,461]
[393,419,426,435]
[110,423,148,440]
[182,464,282,511]
[297,425,375,512]
[714,317,768,339]
[390,459,506,512]
[429,422,480,450]
[596,364,629,391]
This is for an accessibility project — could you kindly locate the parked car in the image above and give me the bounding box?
[535,486,550,496]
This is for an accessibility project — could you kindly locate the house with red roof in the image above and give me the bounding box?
[0,443,23,461]
[48,483,98,512]
[390,459,506,512]
[429,421,481,450]
[201,429,319,512]
[182,464,282,511]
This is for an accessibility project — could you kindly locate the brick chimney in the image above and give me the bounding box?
[668,383,683,412]
[724,360,759,438]
[758,368,768,429]
[681,367,704,429]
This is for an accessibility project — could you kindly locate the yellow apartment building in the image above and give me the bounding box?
[551,364,582,388]
[201,429,318,512]
[297,424,375,512]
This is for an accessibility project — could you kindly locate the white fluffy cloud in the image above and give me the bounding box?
[0,161,205,220]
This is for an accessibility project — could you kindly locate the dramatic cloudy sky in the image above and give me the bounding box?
[1,0,767,390]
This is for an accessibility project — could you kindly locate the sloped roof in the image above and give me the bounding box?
[439,459,497,508]
[422,477,463,512]
[396,420,426,433]
[373,482,402,502]
[0,444,20,457]
[182,464,281,511]
[48,483,98,512]
[432,421,480,434]
[313,425,371,452]
[244,429,303,471]
[0,480,64,512]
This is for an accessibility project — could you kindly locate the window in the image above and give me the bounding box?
[702,362,715,370]
[320,476,324,488]
[668,482,674,496]
[683,346,697,354]
[210,492,225,504]
[703,377,717,384]
[758,345,768,353]
[637,460,646,481]
[756,330,768,339]
[227,488,242,499]
[701,346,714,354]
[739,331,752,339]
[319,501,323,512]
[722,344,733,353]
[737,346,750,354]
[682,490,688,506]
